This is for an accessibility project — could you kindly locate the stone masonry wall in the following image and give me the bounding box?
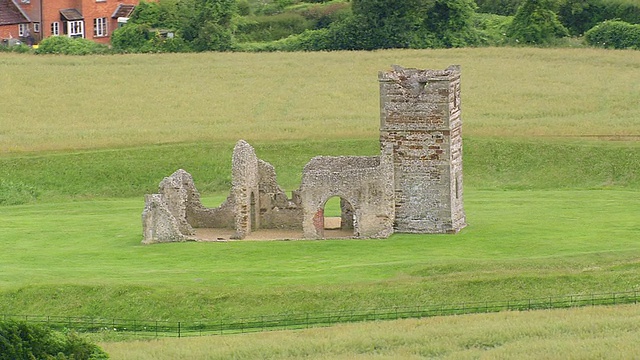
[258,159,303,230]
[299,150,394,239]
[379,65,466,233]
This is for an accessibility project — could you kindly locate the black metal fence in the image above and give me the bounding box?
[3,290,638,338]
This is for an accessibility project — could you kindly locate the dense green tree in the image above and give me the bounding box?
[308,0,478,50]
[178,0,236,51]
[0,321,108,360]
[557,0,605,35]
[419,0,479,47]
[345,0,423,49]
[112,0,236,52]
[507,0,569,44]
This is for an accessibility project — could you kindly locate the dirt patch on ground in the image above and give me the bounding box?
[193,217,353,241]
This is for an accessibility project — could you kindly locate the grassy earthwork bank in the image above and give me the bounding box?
[99,304,640,360]
[1,48,640,357]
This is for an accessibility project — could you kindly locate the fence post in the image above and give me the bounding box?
[155,321,158,338]
[306,313,309,329]
[613,293,616,305]
[178,322,181,338]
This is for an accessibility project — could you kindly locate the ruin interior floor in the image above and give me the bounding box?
[193,217,354,241]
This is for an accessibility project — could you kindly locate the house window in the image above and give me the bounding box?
[51,22,59,36]
[19,24,30,37]
[66,20,84,38]
[34,23,40,33]
[93,18,107,37]
[20,0,30,3]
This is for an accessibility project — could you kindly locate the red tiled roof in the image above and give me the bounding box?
[0,0,30,25]
[60,8,83,21]
[112,4,135,18]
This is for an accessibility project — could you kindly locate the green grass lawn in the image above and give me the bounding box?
[1,48,639,357]
[1,188,638,321]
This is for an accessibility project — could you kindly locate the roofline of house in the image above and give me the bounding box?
[11,0,31,23]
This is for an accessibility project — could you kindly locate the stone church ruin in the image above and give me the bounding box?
[142,65,466,244]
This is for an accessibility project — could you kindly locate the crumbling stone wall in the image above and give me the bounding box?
[230,140,260,239]
[142,64,466,243]
[232,140,303,239]
[142,169,236,244]
[141,194,188,244]
[379,65,466,233]
[142,140,302,243]
[299,149,394,239]
[258,159,303,230]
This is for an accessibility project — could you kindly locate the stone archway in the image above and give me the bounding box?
[317,195,357,238]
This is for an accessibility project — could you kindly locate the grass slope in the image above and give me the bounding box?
[1,138,638,204]
[1,189,638,320]
[1,48,640,153]
[100,304,640,360]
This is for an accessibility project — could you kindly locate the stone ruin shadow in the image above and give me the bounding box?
[142,65,467,244]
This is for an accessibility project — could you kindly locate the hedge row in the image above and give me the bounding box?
[585,20,640,48]
[476,0,640,35]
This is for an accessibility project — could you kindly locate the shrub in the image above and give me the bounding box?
[111,23,153,52]
[0,321,109,360]
[473,13,513,45]
[507,0,569,44]
[475,0,524,15]
[34,36,109,55]
[235,13,313,42]
[558,0,640,35]
[584,20,640,48]
[0,42,32,53]
[299,2,352,29]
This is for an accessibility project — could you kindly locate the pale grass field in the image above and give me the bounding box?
[1,47,640,153]
[101,304,640,360]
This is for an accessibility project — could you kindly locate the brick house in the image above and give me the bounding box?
[0,0,31,42]
[1,0,138,45]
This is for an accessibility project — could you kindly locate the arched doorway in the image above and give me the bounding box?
[321,196,356,238]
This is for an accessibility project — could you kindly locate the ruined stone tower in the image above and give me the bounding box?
[379,65,466,233]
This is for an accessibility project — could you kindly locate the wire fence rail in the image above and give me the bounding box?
[3,290,638,338]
